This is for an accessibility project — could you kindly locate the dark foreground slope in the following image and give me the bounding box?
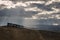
[0,26,60,40]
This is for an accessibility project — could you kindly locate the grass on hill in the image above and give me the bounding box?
[0,26,60,40]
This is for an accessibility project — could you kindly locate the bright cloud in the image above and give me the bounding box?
[24,7,42,11]
[0,0,28,9]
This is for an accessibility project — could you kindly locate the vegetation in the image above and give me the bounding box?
[0,26,60,40]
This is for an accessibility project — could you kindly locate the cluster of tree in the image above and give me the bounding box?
[7,23,24,28]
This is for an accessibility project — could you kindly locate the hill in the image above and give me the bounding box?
[0,26,60,40]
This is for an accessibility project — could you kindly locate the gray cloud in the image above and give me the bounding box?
[47,2,60,9]
[0,5,38,18]
[24,11,38,17]
[30,3,53,11]
[0,4,6,9]
[0,8,8,17]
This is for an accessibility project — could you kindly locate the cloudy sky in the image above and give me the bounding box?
[0,0,60,26]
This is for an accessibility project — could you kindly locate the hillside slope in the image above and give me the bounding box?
[0,26,60,40]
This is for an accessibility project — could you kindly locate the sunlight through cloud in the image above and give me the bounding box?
[0,0,60,26]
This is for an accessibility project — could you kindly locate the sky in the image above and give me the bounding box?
[0,0,60,26]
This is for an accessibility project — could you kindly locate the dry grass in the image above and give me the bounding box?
[0,26,60,40]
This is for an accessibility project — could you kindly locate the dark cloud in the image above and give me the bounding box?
[0,4,6,9]
[0,8,8,17]
[31,3,53,11]
[0,8,9,25]
[5,7,25,17]
[0,6,38,18]
[47,2,60,8]
[24,11,38,17]
[8,7,38,18]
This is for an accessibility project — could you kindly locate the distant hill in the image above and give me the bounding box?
[0,26,60,40]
